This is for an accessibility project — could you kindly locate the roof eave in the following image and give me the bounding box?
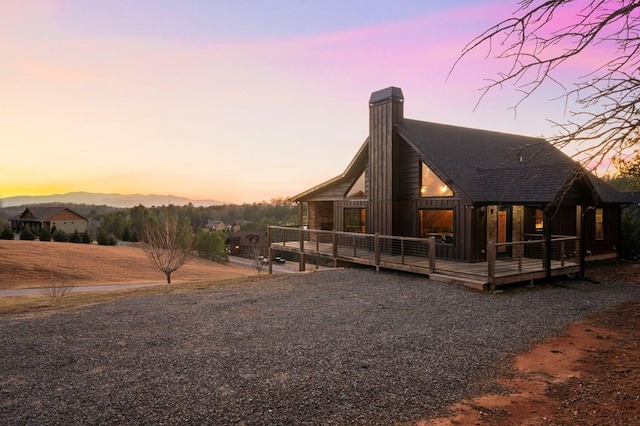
[290,137,369,202]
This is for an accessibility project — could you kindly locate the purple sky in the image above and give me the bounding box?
[0,0,599,203]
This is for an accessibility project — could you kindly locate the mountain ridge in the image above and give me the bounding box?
[1,192,226,208]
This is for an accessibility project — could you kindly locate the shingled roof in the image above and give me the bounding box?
[293,99,626,206]
[11,207,87,222]
[397,119,626,204]
[397,119,579,203]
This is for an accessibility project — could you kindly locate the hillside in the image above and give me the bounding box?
[0,240,254,290]
[1,192,225,208]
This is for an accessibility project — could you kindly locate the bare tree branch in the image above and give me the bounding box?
[453,0,640,171]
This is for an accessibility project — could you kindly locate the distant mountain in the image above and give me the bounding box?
[1,192,226,208]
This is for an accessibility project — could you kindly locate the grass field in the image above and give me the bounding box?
[0,239,257,316]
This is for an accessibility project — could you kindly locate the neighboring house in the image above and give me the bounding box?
[225,230,267,257]
[11,207,88,235]
[292,87,628,263]
[205,219,226,231]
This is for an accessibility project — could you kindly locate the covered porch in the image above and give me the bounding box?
[268,226,581,291]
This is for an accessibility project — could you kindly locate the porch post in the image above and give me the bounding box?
[298,202,304,227]
[428,237,436,273]
[544,208,552,280]
[579,206,595,278]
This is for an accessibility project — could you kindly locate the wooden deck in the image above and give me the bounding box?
[268,227,581,292]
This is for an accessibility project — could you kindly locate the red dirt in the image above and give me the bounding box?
[421,262,640,426]
[0,240,255,290]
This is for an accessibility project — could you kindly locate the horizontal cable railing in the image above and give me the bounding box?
[488,236,580,289]
[269,226,581,289]
[268,226,434,271]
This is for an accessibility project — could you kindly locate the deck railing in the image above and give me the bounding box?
[268,226,581,289]
[487,236,580,290]
[268,226,436,272]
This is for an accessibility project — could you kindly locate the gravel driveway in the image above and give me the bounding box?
[2,269,639,425]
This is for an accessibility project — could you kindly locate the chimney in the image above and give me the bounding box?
[368,87,404,235]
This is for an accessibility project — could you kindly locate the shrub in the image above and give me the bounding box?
[52,229,69,242]
[20,229,35,241]
[81,232,92,244]
[39,228,52,241]
[121,226,131,242]
[70,230,82,243]
[0,227,14,240]
[96,229,117,246]
[621,209,640,261]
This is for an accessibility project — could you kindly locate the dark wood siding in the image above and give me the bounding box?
[583,205,620,256]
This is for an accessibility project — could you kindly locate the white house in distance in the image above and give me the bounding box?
[11,207,88,235]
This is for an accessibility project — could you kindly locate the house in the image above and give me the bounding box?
[11,207,88,235]
[289,87,627,268]
[225,230,267,257]
[205,219,226,231]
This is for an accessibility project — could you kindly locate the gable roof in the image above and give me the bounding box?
[293,110,627,205]
[11,207,88,222]
[291,138,368,201]
[397,119,581,203]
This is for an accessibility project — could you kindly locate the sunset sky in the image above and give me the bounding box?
[1,0,604,203]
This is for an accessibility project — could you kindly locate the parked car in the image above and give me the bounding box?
[274,256,286,264]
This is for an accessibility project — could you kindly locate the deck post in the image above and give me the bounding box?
[332,230,338,267]
[576,237,581,276]
[428,237,436,273]
[267,227,273,275]
[560,240,565,267]
[487,240,496,291]
[299,227,305,272]
[374,233,380,271]
[517,243,523,273]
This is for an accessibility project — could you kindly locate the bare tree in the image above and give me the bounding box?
[455,0,640,169]
[41,271,74,298]
[142,213,194,284]
[247,242,265,275]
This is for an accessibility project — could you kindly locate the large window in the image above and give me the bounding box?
[346,172,366,198]
[420,162,453,197]
[344,208,366,233]
[595,208,604,239]
[420,209,454,244]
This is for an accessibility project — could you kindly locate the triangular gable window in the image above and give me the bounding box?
[346,171,366,198]
[420,162,453,197]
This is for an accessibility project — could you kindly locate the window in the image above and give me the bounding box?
[344,208,366,233]
[420,209,454,244]
[534,209,544,231]
[595,208,604,239]
[420,162,452,197]
[346,172,366,198]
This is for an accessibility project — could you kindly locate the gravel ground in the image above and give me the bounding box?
[1,269,640,425]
